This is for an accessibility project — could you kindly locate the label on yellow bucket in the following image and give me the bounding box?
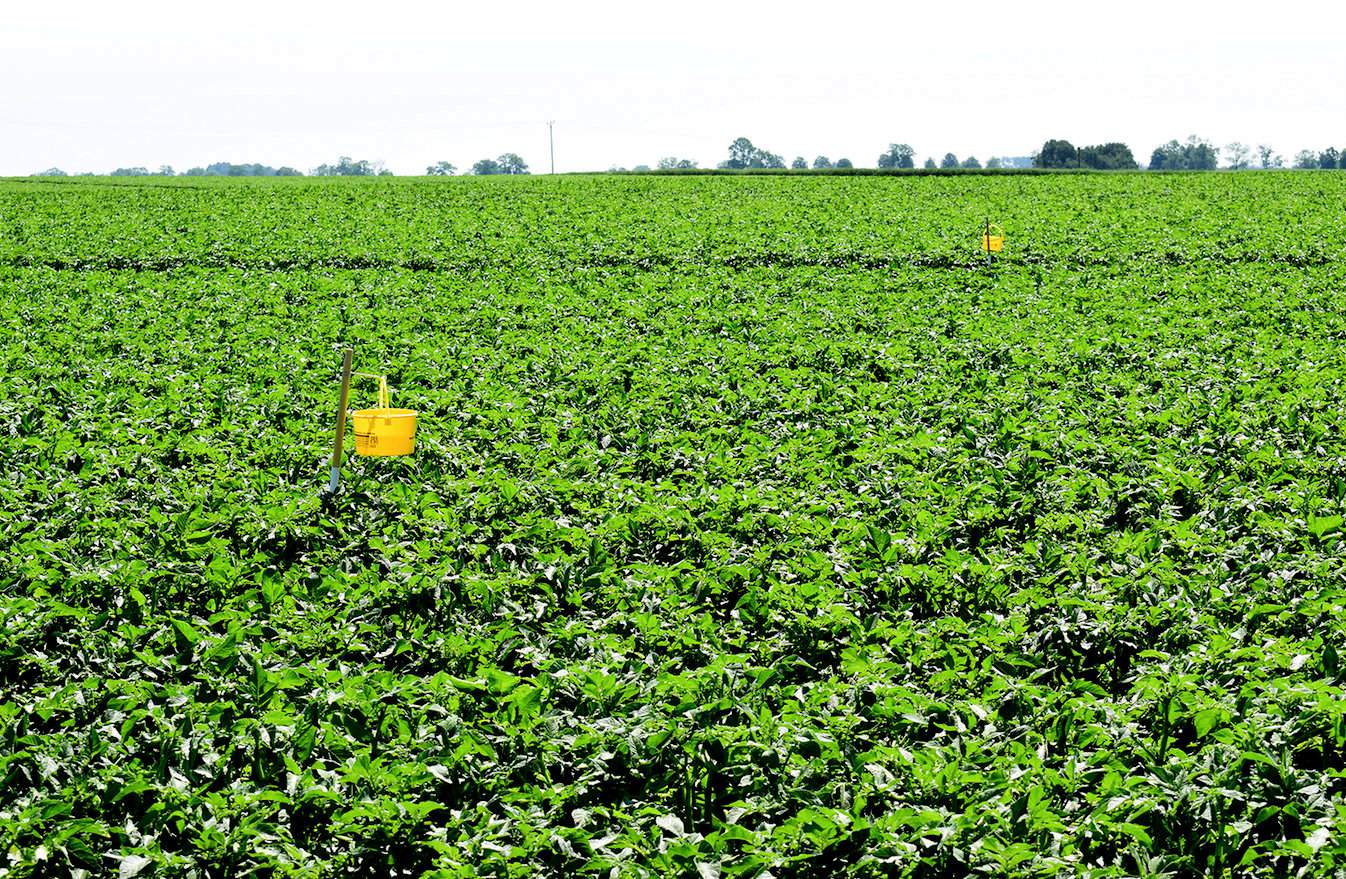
[352,408,417,456]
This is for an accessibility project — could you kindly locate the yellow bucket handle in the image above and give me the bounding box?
[984,223,1004,238]
[352,372,391,410]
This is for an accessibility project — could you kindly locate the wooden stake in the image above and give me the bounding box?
[326,349,354,494]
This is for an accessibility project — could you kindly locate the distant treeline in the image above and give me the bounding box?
[30,155,526,178]
[617,167,1084,177]
[707,136,1346,173]
[1028,137,1344,171]
[32,162,302,177]
[26,137,1346,177]
[618,136,1346,174]
[186,163,302,177]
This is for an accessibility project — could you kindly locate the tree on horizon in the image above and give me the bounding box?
[876,143,915,169]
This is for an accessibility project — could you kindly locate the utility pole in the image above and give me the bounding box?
[547,121,555,174]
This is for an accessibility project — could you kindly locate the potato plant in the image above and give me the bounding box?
[1,172,1345,877]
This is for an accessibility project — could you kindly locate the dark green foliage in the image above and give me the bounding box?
[1035,139,1077,168]
[496,153,529,175]
[312,157,380,176]
[1295,151,1321,170]
[2,173,1346,877]
[184,162,303,177]
[472,154,529,176]
[657,157,697,170]
[720,137,786,170]
[876,144,915,169]
[1080,142,1138,170]
[1149,137,1220,171]
[1038,141,1137,171]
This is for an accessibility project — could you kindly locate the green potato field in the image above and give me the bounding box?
[2,171,1346,877]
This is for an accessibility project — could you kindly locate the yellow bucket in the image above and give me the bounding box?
[350,374,417,457]
[982,223,1004,253]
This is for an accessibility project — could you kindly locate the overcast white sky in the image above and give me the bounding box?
[2,1,1343,175]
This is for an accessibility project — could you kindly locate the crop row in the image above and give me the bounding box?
[3,173,1344,271]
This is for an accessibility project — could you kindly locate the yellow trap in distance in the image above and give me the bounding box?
[982,223,1005,253]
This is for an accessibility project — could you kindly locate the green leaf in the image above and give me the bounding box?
[1308,515,1342,538]
[171,618,200,654]
[657,814,686,837]
[116,854,154,879]
[507,685,543,723]
[485,668,521,696]
[1117,822,1153,847]
[1193,708,1222,738]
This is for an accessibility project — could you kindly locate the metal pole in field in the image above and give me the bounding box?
[985,217,992,267]
[548,121,555,174]
[326,349,354,494]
